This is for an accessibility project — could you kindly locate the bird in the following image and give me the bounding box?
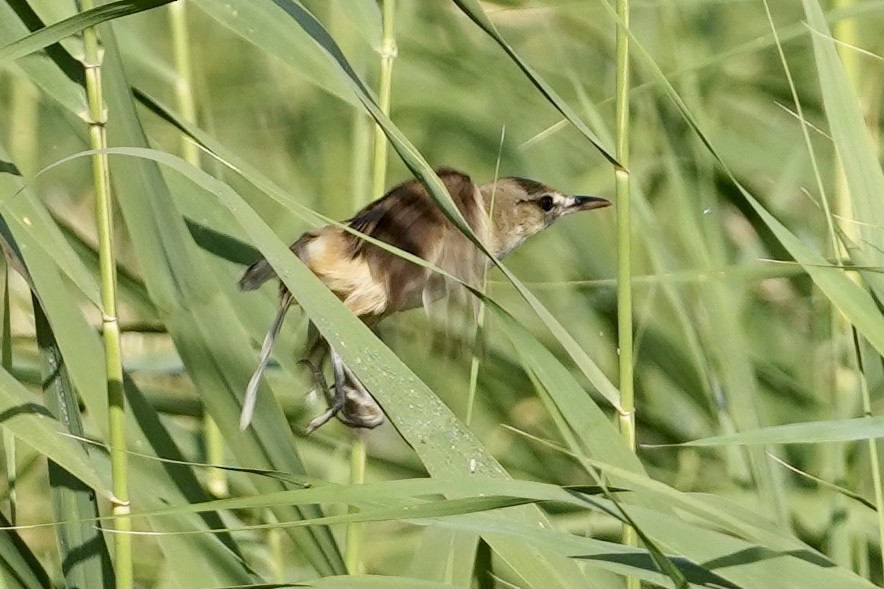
[238,167,611,432]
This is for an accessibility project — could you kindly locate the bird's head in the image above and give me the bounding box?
[479,177,611,258]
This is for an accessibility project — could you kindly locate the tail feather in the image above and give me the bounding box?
[239,258,276,291]
[240,291,293,430]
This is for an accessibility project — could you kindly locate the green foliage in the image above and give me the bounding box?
[0,0,882,587]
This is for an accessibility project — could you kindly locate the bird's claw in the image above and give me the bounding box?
[300,350,385,434]
[304,396,346,434]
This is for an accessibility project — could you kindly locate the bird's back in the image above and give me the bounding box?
[239,168,491,318]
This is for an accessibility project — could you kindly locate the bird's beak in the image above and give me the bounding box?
[566,195,612,212]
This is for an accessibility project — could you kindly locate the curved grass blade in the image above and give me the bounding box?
[769,454,876,512]
[670,415,884,447]
[303,575,464,589]
[451,0,620,168]
[800,0,884,292]
[0,0,174,63]
[0,159,102,309]
[0,1,86,116]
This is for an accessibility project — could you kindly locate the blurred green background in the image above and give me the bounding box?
[0,0,883,587]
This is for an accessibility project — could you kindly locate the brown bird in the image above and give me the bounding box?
[238,167,610,432]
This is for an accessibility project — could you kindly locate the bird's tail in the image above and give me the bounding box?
[239,258,276,291]
[240,291,293,430]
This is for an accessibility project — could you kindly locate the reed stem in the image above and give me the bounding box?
[80,1,132,585]
[346,0,398,573]
[833,0,884,573]
[614,0,637,583]
[370,0,397,200]
[168,0,228,499]
[2,265,14,526]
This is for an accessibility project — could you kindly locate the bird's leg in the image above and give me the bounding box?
[304,345,347,434]
[298,321,329,397]
[296,357,328,398]
[300,320,385,432]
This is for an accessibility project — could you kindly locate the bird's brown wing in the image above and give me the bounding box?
[342,168,490,315]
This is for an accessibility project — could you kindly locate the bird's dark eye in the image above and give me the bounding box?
[537,195,555,212]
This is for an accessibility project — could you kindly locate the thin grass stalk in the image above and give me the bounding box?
[349,112,371,213]
[269,518,284,583]
[168,0,228,499]
[614,0,637,577]
[2,265,14,526]
[79,1,132,585]
[832,2,884,570]
[9,76,38,177]
[852,333,884,575]
[765,0,840,534]
[764,0,876,563]
[345,435,366,574]
[2,74,34,527]
[829,2,878,568]
[833,0,859,248]
[466,127,505,427]
[369,0,397,200]
[465,303,485,427]
[345,0,398,574]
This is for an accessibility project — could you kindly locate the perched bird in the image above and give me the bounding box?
[238,167,610,432]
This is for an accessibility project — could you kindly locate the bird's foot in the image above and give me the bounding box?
[304,394,346,434]
[302,348,385,434]
[336,362,384,429]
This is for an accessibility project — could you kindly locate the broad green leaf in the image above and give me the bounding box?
[494,309,643,473]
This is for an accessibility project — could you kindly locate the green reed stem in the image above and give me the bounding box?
[346,0,398,574]
[853,330,884,575]
[832,0,884,572]
[370,0,397,200]
[2,265,14,526]
[168,0,228,499]
[169,1,201,165]
[614,0,637,583]
[466,128,505,427]
[766,0,882,569]
[345,434,366,574]
[80,2,132,585]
